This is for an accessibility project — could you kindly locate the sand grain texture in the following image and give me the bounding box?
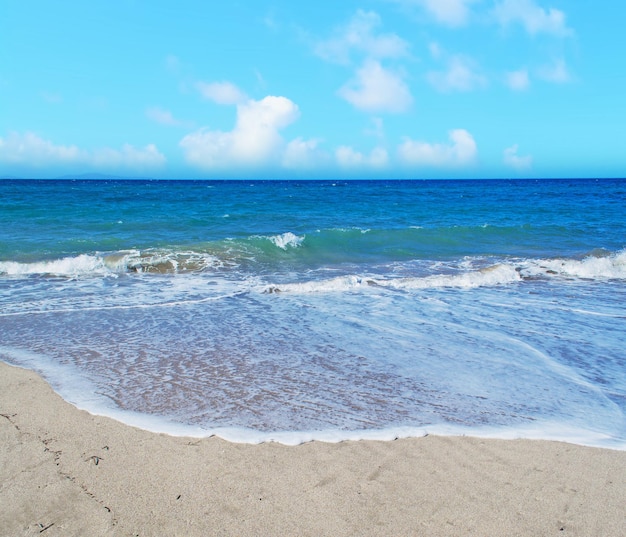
[1,361,625,536]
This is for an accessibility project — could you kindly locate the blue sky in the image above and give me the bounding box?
[1,0,625,179]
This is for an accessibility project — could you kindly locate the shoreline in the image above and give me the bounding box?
[4,356,623,450]
[2,361,625,536]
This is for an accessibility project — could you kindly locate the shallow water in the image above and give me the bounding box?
[1,179,625,447]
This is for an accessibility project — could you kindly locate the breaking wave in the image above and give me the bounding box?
[262,264,522,294]
[267,232,304,250]
[262,251,626,294]
[518,250,626,280]
[0,250,226,277]
[2,246,625,289]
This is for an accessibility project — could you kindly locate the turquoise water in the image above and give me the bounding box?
[1,178,625,446]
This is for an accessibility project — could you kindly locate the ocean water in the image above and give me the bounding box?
[1,178,625,448]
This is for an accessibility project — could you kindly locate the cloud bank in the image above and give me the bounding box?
[0,132,165,170]
[398,129,477,167]
[336,146,389,168]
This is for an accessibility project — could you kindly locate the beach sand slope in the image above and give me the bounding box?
[1,361,625,536]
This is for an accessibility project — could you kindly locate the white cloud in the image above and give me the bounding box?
[338,60,413,113]
[92,144,166,169]
[282,138,328,169]
[537,58,570,83]
[422,0,478,26]
[493,0,572,36]
[180,96,300,168]
[0,132,82,164]
[315,10,410,64]
[336,146,389,168]
[314,11,413,115]
[504,144,532,170]
[146,107,189,127]
[196,81,248,105]
[0,132,165,169]
[506,68,530,91]
[389,0,480,27]
[427,56,487,92]
[398,129,477,167]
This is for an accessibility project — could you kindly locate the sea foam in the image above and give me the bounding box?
[520,250,626,280]
[0,250,225,277]
[268,232,304,250]
[0,254,110,277]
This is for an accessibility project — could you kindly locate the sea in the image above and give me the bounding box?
[1,178,625,448]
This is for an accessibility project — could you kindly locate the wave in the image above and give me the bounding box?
[0,250,226,277]
[0,254,112,277]
[518,250,626,280]
[262,251,626,294]
[2,243,625,286]
[266,232,304,250]
[262,264,522,294]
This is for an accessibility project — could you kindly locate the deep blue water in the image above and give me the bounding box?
[1,178,625,447]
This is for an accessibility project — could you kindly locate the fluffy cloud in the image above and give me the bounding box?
[388,0,479,27]
[506,68,530,91]
[493,0,572,36]
[427,56,487,92]
[314,11,413,115]
[398,129,477,167]
[315,10,409,64]
[503,144,532,170]
[338,60,413,113]
[336,146,389,168]
[196,81,248,105]
[0,132,165,169]
[180,96,300,168]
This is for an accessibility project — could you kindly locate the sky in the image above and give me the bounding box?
[1,0,625,179]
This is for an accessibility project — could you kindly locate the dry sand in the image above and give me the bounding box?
[1,361,625,537]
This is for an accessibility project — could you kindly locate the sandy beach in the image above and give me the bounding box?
[1,361,625,537]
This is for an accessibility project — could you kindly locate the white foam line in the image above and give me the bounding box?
[0,292,244,317]
[77,419,626,450]
[570,308,626,318]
